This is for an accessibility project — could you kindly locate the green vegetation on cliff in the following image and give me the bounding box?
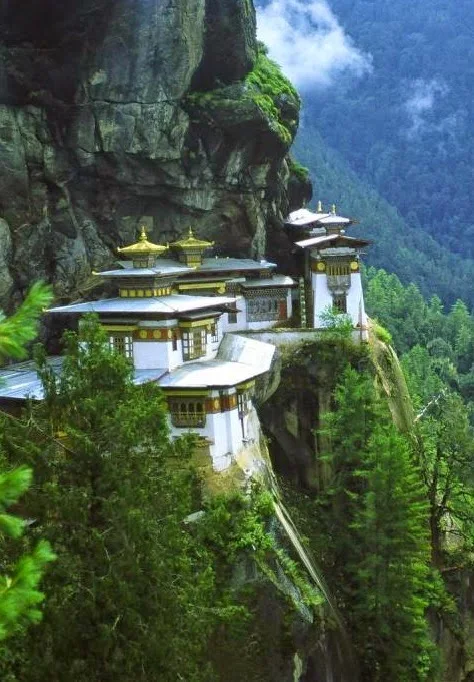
[186,44,299,146]
[0,316,322,682]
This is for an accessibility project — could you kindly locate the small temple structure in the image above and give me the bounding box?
[285,202,370,338]
[0,203,371,470]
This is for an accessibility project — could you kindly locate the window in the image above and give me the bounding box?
[327,261,351,277]
[227,302,237,324]
[182,328,207,360]
[247,298,280,322]
[211,322,219,343]
[109,334,133,359]
[333,294,347,314]
[172,330,178,351]
[237,390,252,417]
[169,400,206,428]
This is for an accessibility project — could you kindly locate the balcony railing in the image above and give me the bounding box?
[170,412,206,429]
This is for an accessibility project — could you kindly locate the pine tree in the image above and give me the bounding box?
[0,283,55,641]
[320,365,433,680]
[0,316,220,681]
[350,422,432,681]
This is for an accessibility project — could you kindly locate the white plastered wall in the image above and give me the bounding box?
[221,295,248,333]
[133,319,183,370]
[311,272,333,327]
[346,272,367,336]
[311,270,367,331]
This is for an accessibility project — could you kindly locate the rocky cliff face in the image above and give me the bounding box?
[0,0,310,308]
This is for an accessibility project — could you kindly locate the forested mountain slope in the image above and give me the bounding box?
[292,130,474,307]
[299,0,474,259]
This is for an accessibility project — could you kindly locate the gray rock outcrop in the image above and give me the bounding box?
[0,0,310,308]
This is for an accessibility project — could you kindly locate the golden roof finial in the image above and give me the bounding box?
[117,226,168,257]
[332,204,336,215]
[170,228,214,250]
[317,200,323,212]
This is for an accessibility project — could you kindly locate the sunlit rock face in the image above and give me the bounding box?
[0,0,309,307]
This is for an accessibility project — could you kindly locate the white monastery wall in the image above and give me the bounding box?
[346,273,365,327]
[311,272,333,327]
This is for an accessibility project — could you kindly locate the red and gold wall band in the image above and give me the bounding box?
[164,393,238,414]
[133,328,180,342]
[119,287,172,298]
[310,260,360,274]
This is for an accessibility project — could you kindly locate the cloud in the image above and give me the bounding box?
[255,0,372,89]
[404,79,449,136]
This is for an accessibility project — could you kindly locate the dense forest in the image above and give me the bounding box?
[300,0,474,258]
[292,131,474,308]
[288,0,474,309]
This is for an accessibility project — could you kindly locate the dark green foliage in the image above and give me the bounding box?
[0,316,319,681]
[288,157,310,182]
[298,0,474,266]
[0,283,52,361]
[285,366,435,680]
[0,317,220,681]
[293,130,474,307]
[244,47,300,143]
[0,467,56,642]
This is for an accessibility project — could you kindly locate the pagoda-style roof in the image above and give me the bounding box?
[286,202,358,230]
[285,207,330,226]
[170,227,214,251]
[160,334,275,389]
[117,226,168,258]
[0,357,168,402]
[48,294,236,316]
[295,234,371,249]
[96,262,193,279]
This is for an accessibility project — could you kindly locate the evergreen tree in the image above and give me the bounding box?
[350,423,432,681]
[320,366,433,680]
[0,316,220,681]
[0,283,55,642]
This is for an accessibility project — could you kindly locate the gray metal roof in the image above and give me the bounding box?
[241,275,295,289]
[0,358,168,401]
[102,259,193,277]
[0,357,63,401]
[160,334,275,389]
[285,208,330,226]
[119,256,276,273]
[295,234,370,249]
[48,294,236,316]
[198,257,276,272]
[317,214,352,225]
[0,334,275,398]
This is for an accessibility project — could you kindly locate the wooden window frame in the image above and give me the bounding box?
[332,294,347,314]
[182,328,207,360]
[169,400,206,428]
[246,297,280,322]
[109,334,133,359]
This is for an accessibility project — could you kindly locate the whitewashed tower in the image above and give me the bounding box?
[286,203,370,339]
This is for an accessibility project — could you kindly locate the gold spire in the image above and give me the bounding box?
[117,226,168,268]
[117,226,168,257]
[332,204,336,215]
[317,200,323,212]
[170,227,214,250]
[170,227,214,267]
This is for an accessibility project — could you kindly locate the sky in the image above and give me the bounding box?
[255,0,372,90]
